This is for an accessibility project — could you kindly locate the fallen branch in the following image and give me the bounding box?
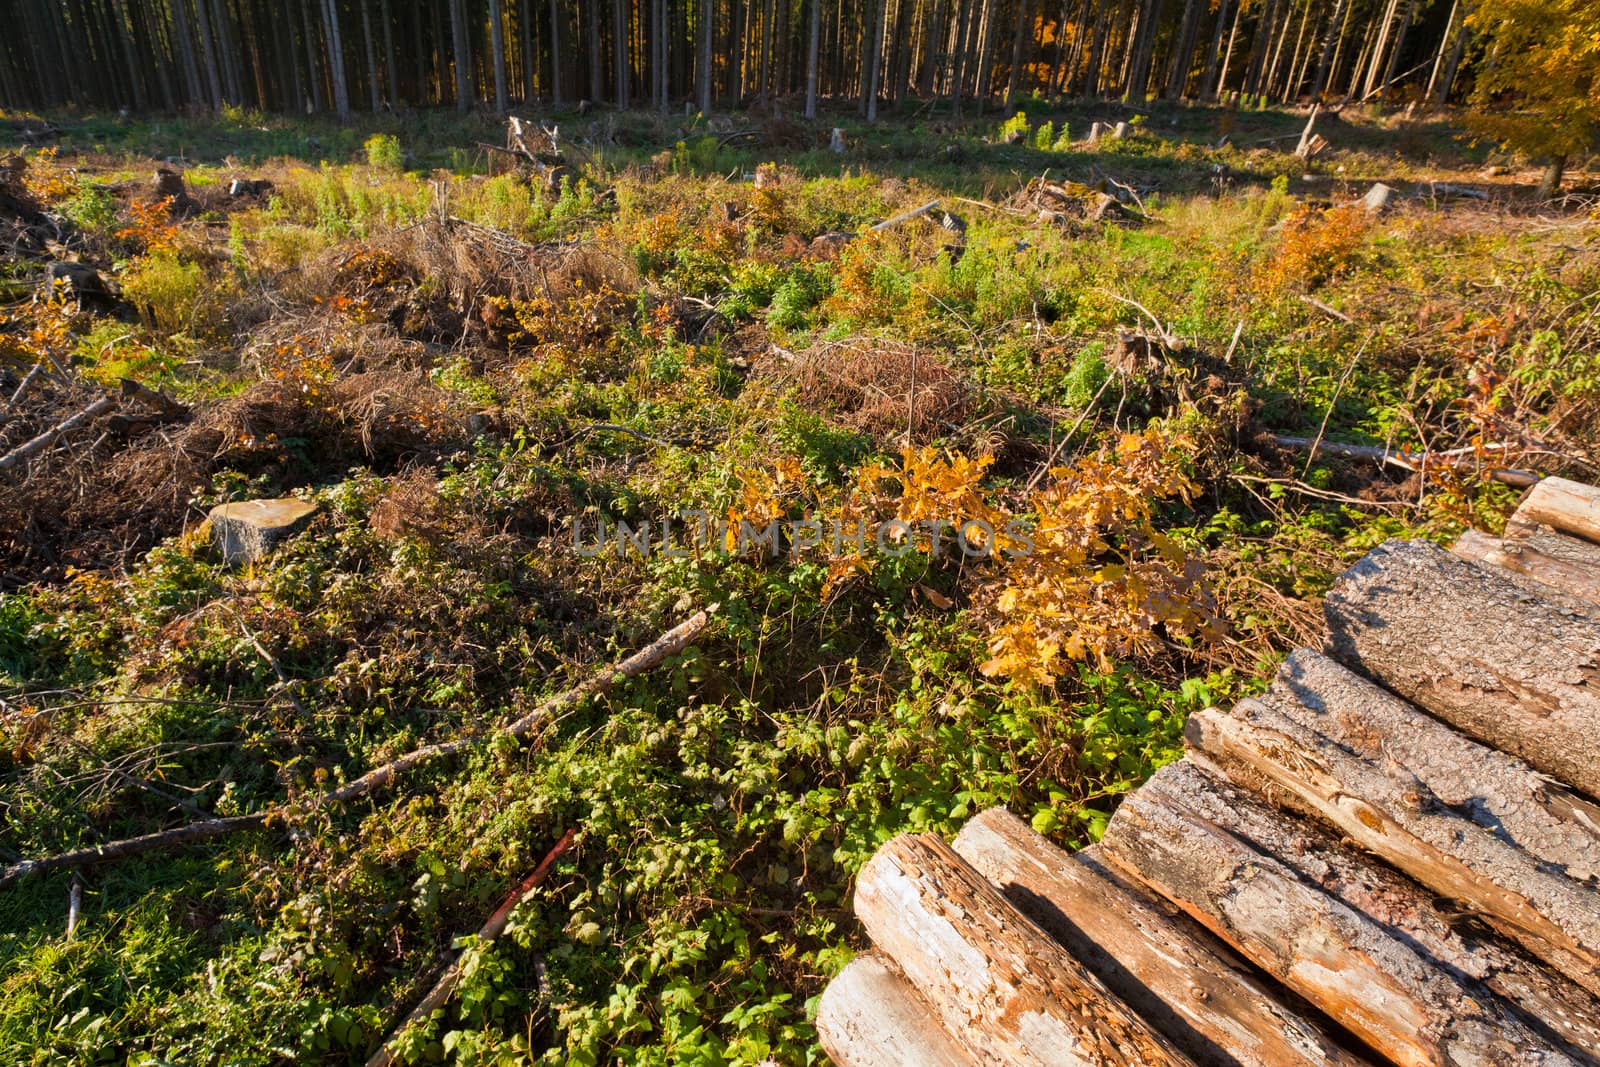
[4,364,43,412]
[1267,434,1540,488]
[1297,295,1353,323]
[366,829,576,1067]
[0,611,710,887]
[0,395,116,472]
[868,200,941,232]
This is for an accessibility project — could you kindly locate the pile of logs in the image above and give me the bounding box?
[818,475,1600,1066]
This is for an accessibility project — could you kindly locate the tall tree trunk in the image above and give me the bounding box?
[1164,0,1202,98]
[1309,0,1346,101]
[301,0,324,110]
[1377,0,1417,102]
[548,0,563,104]
[1198,0,1233,100]
[863,0,884,119]
[450,0,473,110]
[361,0,381,110]
[489,0,508,110]
[116,1,150,109]
[191,0,225,107]
[1082,0,1108,95]
[948,0,973,112]
[700,0,715,112]
[1123,0,1163,102]
[1359,0,1399,98]
[1004,0,1032,108]
[171,0,206,108]
[972,0,998,111]
[380,0,398,104]
[803,0,820,115]
[320,0,350,117]
[612,0,628,104]
[1434,1,1471,105]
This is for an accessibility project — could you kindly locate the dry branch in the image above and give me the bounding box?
[1267,433,1541,487]
[868,200,941,232]
[1324,539,1600,800]
[366,829,575,1067]
[0,611,709,887]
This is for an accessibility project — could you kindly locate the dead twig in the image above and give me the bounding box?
[0,395,116,472]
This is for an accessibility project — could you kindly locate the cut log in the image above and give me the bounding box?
[1155,758,1600,1062]
[1100,761,1585,1067]
[1454,523,1600,608]
[1186,686,1600,997]
[1324,539,1600,800]
[854,833,1193,1066]
[951,809,1369,1067]
[1514,477,1600,545]
[816,953,975,1067]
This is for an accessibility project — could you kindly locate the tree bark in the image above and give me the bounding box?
[804,0,821,116]
[854,833,1194,1065]
[1454,522,1600,608]
[1156,757,1600,1063]
[612,0,629,104]
[487,0,508,111]
[863,0,885,119]
[816,953,974,1067]
[548,0,563,104]
[952,809,1369,1067]
[360,0,381,110]
[320,0,350,118]
[381,0,398,104]
[191,0,225,107]
[1187,649,1600,998]
[1308,0,1346,100]
[1102,761,1586,1067]
[1324,539,1600,800]
[1005,0,1033,108]
[450,0,473,110]
[700,0,715,111]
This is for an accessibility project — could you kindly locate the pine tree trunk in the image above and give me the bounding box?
[380,0,398,103]
[1004,0,1032,109]
[450,0,472,109]
[803,0,820,115]
[489,0,508,110]
[611,0,627,104]
[301,0,324,110]
[1434,2,1471,104]
[948,0,972,112]
[1196,0,1232,100]
[1123,0,1164,102]
[1164,0,1202,98]
[191,0,225,107]
[863,0,884,120]
[972,0,999,112]
[1308,0,1345,100]
[1377,0,1417,102]
[548,0,563,104]
[321,0,350,118]
[361,0,381,110]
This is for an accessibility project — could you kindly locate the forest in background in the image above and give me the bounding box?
[0,0,1499,122]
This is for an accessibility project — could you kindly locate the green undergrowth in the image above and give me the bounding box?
[1,105,1594,1064]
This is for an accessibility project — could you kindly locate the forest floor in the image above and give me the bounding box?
[1,99,1598,1065]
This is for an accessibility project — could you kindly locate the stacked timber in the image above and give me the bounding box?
[817,476,1600,1067]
